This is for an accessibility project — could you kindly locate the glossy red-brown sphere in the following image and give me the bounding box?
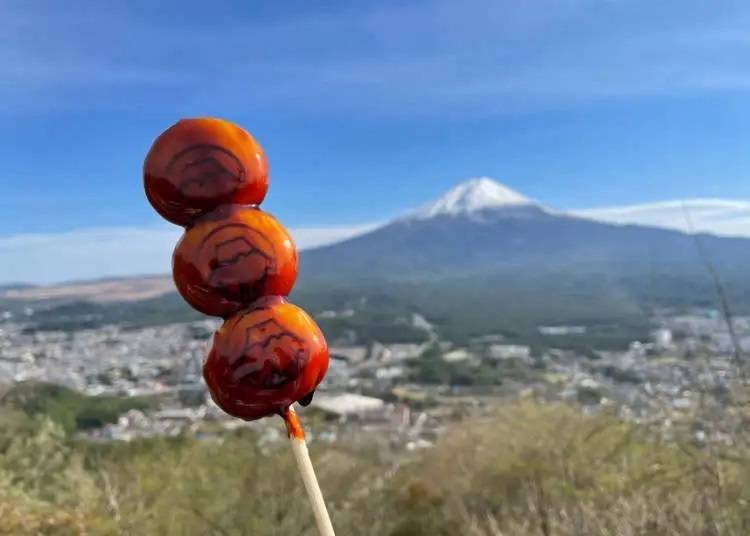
[173,205,298,317]
[144,117,268,226]
[203,296,329,421]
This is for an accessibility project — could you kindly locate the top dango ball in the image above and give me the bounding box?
[143,118,269,226]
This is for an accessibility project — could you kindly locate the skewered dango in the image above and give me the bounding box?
[143,117,328,418]
[143,118,335,535]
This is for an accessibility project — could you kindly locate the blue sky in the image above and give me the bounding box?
[2,0,750,283]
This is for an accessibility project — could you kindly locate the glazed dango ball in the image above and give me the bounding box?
[203,296,329,421]
[172,205,298,317]
[143,117,269,225]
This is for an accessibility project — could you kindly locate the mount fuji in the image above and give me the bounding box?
[297,178,750,343]
[302,178,748,277]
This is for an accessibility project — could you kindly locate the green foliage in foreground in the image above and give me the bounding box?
[1,401,749,535]
[2,382,156,434]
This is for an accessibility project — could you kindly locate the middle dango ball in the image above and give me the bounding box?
[172,205,298,317]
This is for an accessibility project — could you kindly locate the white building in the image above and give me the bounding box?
[487,344,530,360]
[311,393,385,418]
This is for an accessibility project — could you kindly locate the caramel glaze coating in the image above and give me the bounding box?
[203,296,329,421]
[144,117,268,226]
[173,205,298,318]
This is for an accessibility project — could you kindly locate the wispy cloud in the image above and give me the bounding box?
[574,199,750,238]
[0,222,380,285]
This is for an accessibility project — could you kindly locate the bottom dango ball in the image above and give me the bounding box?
[203,296,329,421]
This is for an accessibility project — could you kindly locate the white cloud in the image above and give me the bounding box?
[573,199,750,238]
[0,223,380,285]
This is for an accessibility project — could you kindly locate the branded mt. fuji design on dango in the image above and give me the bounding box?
[173,205,298,318]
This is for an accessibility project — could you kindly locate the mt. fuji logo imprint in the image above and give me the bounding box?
[228,318,308,389]
[167,144,246,199]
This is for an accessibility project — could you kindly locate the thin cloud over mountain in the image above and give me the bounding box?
[574,199,750,238]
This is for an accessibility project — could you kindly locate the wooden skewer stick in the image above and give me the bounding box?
[282,406,336,536]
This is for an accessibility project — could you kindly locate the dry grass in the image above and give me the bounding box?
[1,401,750,535]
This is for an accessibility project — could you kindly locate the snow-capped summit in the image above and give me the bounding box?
[409,177,538,219]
